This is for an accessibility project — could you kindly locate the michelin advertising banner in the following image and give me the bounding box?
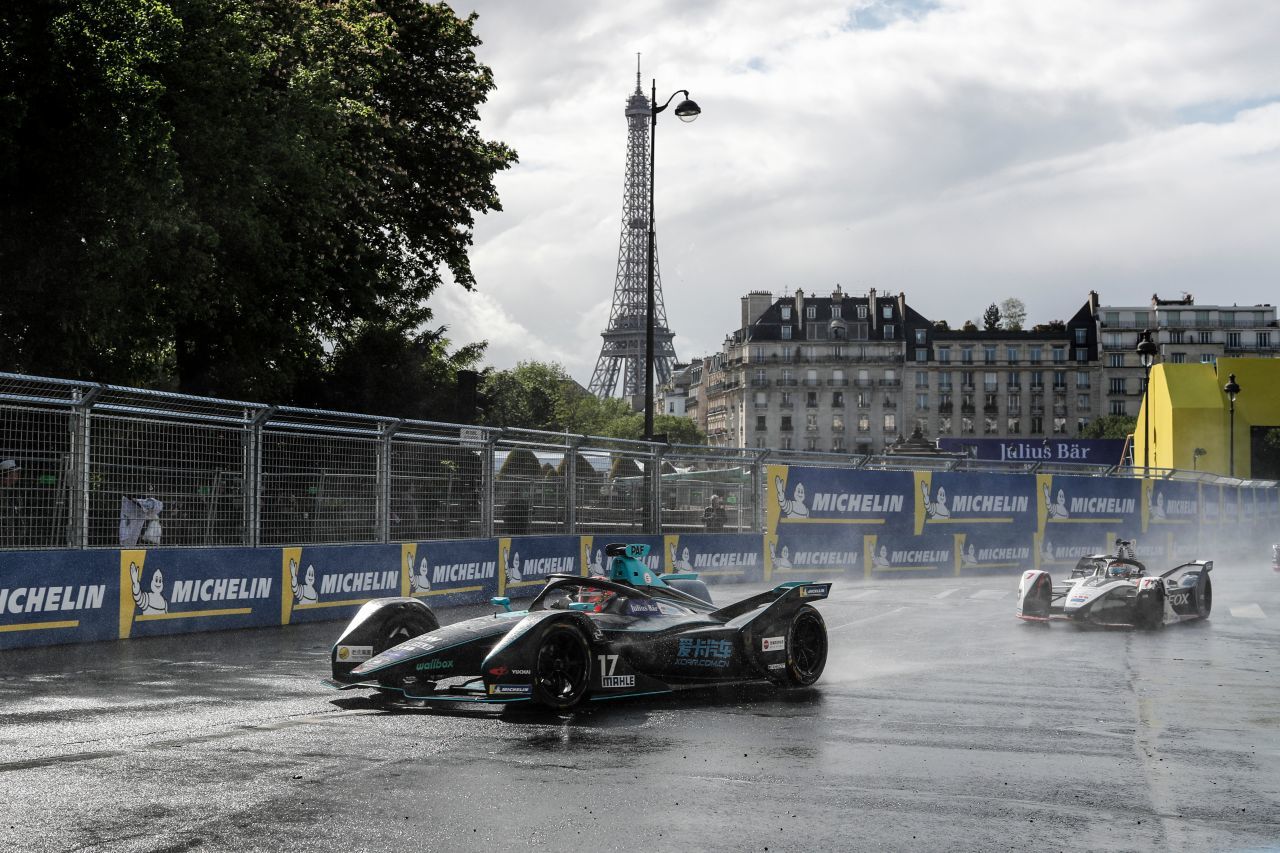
[122,547,279,639]
[663,533,765,583]
[0,550,118,649]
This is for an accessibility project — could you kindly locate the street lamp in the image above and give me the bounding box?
[1136,329,1159,471]
[643,81,700,440]
[1224,372,1241,477]
[1192,447,1206,471]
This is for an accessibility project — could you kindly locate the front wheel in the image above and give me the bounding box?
[776,605,828,687]
[375,607,439,687]
[1197,576,1212,619]
[531,622,592,710]
[1135,585,1165,630]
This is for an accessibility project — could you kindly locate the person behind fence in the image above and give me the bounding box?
[702,493,727,532]
[119,492,165,546]
[0,459,24,546]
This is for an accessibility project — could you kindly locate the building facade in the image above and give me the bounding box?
[1096,294,1278,418]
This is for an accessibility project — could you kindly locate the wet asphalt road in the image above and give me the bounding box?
[2,563,1279,852]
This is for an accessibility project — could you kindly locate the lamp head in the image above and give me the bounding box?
[674,97,701,122]
[1136,329,1158,367]
[1224,373,1240,400]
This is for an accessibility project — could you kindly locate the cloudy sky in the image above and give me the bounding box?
[436,0,1280,386]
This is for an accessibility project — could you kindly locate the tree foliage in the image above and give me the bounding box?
[999,297,1026,331]
[1079,415,1136,439]
[982,303,1002,331]
[0,0,516,401]
[480,360,706,444]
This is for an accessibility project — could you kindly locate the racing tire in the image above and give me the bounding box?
[531,621,592,710]
[776,604,828,688]
[1197,576,1212,619]
[1134,584,1165,630]
[375,607,439,687]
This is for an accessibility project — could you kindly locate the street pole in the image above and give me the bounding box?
[1224,373,1240,477]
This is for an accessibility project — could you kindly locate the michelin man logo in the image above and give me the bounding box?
[961,542,979,566]
[768,541,792,570]
[775,476,809,518]
[408,552,431,594]
[872,544,891,569]
[289,558,319,605]
[129,562,168,615]
[1044,485,1070,519]
[669,543,695,572]
[922,483,950,519]
[1041,538,1055,563]
[1149,490,1166,520]
[588,548,606,577]
[505,550,523,584]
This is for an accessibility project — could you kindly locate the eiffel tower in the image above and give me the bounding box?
[587,61,678,401]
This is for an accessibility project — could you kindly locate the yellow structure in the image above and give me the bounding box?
[1136,358,1280,478]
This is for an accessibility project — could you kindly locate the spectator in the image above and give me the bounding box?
[0,459,24,547]
[702,493,727,532]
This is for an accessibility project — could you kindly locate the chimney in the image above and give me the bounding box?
[740,291,774,331]
[869,287,878,330]
[795,288,806,330]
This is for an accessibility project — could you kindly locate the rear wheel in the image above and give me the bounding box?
[531,622,591,710]
[1197,576,1212,619]
[777,605,827,687]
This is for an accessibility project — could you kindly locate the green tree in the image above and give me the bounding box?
[1,1,516,400]
[480,361,574,429]
[999,298,1026,331]
[982,303,1002,331]
[1079,415,1136,439]
[1032,320,1067,332]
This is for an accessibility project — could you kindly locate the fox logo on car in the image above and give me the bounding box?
[1169,592,1190,606]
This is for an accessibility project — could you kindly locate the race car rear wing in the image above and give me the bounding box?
[708,581,831,623]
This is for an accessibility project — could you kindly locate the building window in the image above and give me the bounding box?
[1052,371,1067,390]
[1075,328,1087,345]
[915,348,927,362]
[961,417,975,434]
[1030,371,1044,390]
[983,372,998,392]
[984,346,997,364]
[1077,394,1091,411]
[1259,331,1272,348]
[1053,417,1067,434]
[807,413,819,431]
[883,324,895,339]
[781,436,792,450]
[1109,377,1125,394]
[1007,394,1021,410]
[939,372,953,390]
[915,328,927,344]
[884,413,896,432]
[1169,330,1185,344]
[1075,349,1088,363]
[754,391,767,406]
[756,415,767,431]
[1030,416,1043,434]
[915,373,929,388]
[1170,352,1186,364]
[1108,353,1124,368]
[807,391,819,407]
[883,305,893,319]
[781,415,793,431]
[832,304,842,319]
[984,417,998,434]
[1198,330,1213,344]
[780,305,792,320]
[857,413,870,432]
[1052,346,1066,364]
[1029,346,1043,365]
[806,437,819,451]
[1076,371,1090,389]
[1007,417,1021,434]
[781,391,792,406]
[917,394,929,411]
[806,305,817,319]
[832,436,845,451]
[937,347,951,364]
[1110,400,1126,416]
[833,414,844,432]
[961,347,974,364]
[857,305,868,319]
[754,368,767,385]
[1200,353,1215,364]
[1006,346,1020,364]
[1104,311,1119,326]
[1007,373,1022,390]
[832,391,844,407]
[781,325,792,340]
[939,416,952,433]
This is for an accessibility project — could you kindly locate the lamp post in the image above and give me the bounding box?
[1192,447,1206,471]
[643,81,700,440]
[1136,329,1159,471]
[1224,373,1241,477]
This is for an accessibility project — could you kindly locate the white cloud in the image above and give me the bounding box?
[436,0,1280,381]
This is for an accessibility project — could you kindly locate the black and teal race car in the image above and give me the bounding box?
[325,543,830,709]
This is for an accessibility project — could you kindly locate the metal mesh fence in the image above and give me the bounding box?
[1,371,1272,550]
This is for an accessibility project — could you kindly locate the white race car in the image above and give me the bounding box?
[1017,543,1212,628]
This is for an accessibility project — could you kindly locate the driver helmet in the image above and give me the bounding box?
[1107,561,1128,578]
[576,585,616,612]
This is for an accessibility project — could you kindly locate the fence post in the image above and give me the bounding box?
[752,449,769,534]
[246,407,275,547]
[565,436,580,535]
[649,444,664,534]
[68,386,101,548]
[378,419,402,544]
[481,431,497,538]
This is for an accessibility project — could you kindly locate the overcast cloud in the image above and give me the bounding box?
[435,0,1280,385]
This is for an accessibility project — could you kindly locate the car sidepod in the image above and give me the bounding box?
[1017,570,1052,621]
[1162,561,1212,623]
[330,597,439,682]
